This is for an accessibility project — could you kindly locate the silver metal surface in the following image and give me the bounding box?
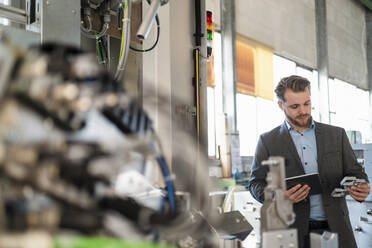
[310,231,338,248]
[347,199,372,248]
[0,25,40,47]
[331,176,367,198]
[347,143,372,247]
[260,157,295,233]
[136,0,161,40]
[261,229,298,248]
[218,238,240,248]
[0,3,27,24]
[233,191,261,247]
[40,0,80,46]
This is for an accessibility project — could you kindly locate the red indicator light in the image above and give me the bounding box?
[206,11,212,23]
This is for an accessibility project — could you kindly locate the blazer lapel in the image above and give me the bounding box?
[314,121,324,168]
[279,122,304,172]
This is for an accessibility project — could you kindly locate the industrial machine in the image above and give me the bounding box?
[0,37,223,248]
[348,143,372,248]
[234,156,338,248]
[259,156,298,248]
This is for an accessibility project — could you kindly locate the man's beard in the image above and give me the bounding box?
[286,113,311,128]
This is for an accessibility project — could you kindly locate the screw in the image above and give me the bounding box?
[72,9,76,14]
[46,1,50,5]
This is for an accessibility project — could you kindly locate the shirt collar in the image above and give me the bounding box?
[285,117,315,131]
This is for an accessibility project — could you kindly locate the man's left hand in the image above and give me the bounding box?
[348,183,370,202]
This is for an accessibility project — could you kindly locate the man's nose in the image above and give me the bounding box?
[298,105,306,114]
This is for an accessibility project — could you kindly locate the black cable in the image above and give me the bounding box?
[129,14,160,53]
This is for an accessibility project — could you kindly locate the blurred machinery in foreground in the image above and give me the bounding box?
[259,157,298,248]
[0,37,230,248]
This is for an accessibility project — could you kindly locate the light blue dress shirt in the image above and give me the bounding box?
[285,120,327,221]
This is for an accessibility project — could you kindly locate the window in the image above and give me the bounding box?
[207,32,223,156]
[329,78,371,142]
[0,0,10,26]
[207,37,372,158]
[236,35,274,100]
[237,55,295,156]
[296,66,320,122]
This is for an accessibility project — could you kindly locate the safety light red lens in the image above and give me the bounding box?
[206,11,212,23]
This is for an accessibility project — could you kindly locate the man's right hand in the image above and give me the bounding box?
[284,184,311,203]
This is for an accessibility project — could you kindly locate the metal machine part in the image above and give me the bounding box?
[88,0,106,9]
[136,0,169,40]
[310,232,338,248]
[233,191,261,248]
[346,143,372,248]
[0,40,218,247]
[331,176,367,198]
[261,229,297,248]
[260,156,295,231]
[0,3,27,25]
[260,156,298,248]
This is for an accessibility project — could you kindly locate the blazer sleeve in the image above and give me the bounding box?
[341,128,369,182]
[248,135,270,203]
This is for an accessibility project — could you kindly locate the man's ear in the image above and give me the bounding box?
[278,100,284,111]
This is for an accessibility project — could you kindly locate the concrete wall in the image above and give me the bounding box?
[206,0,369,89]
[327,0,368,89]
[207,0,317,69]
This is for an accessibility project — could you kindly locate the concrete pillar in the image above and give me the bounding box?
[315,0,330,124]
[366,10,372,139]
[367,11,372,90]
[220,0,237,132]
[220,0,242,174]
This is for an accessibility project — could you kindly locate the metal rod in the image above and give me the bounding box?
[0,3,26,15]
[0,3,27,24]
[0,4,27,24]
[136,0,161,40]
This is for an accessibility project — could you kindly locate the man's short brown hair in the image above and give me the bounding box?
[275,75,311,102]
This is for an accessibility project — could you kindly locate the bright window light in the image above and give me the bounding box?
[207,87,216,156]
[296,66,320,121]
[207,32,223,157]
[237,93,257,156]
[0,0,10,26]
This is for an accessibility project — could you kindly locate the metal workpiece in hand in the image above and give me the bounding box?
[331,176,368,198]
[260,156,298,248]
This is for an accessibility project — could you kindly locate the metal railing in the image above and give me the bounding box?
[0,3,27,25]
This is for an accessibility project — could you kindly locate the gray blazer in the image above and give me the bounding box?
[248,121,368,248]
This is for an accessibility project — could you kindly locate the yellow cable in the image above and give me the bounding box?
[119,0,128,61]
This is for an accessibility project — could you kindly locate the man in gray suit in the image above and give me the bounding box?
[248,75,370,248]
